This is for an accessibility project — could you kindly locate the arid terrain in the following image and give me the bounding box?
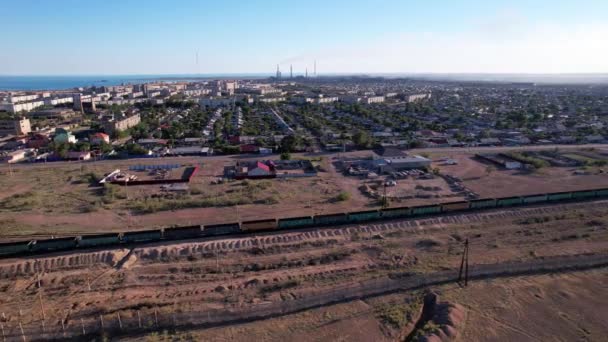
[0,198,607,340]
[2,146,608,239]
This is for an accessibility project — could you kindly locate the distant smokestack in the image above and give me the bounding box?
[305,67,308,78]
[290,64,293,79]
[314,60,317,76]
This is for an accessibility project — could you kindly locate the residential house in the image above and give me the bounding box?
[90,132,110,145]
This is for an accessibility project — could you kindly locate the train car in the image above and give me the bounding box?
[496,196,523,207]
[163,225,203,240]
[313,213,348,226]
[595,188,608,198]
[347,210,381,223]
[77,233,121,248]
[31,237,78,253]
[381,206,412,219]
[278,216,314,229]
[470,198,497,209]
[203,223,241,236]
[122,229,162,243]
[547,191,572,202]
[0,240,33,257]
[441,201,470,212]
[241,219,278,232]
[411,205,442,216]
[571,190,596,199]
[522,194,548,204]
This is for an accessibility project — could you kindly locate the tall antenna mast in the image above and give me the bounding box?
[196,51,199,74]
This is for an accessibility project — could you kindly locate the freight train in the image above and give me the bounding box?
[2,188,608,258]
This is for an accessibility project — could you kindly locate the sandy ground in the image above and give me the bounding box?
[139,269,608,342]
[1,148,608,237]
[1,201,608,340]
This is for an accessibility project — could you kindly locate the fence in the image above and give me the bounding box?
[2,253,607,341]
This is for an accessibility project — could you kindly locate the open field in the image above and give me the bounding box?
[132,269,608,342]
[0,199,607,340]
[1,146,608,237]
[431,150,608,198]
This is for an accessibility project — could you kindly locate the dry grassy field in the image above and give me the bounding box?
[1,148,608,238]
[1,199,607,340]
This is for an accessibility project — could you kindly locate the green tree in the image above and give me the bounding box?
[352,130,371,148]
[280,152,291,160]
[280,135,298,152]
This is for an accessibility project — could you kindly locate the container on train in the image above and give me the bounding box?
[347,210,381,223]
[78,233,121,248]
[381,206,412,218]
[241,219,278,232]
[522,194,548,204]
[0,241,32,257]
[496,196,523,207]
[31,237,78,252]
[163,225,203,240]
[313,213,348,225]
[547,191,572,202]
[122,229,162,243]
[203,223,241,236]
[412,205,442,216]
[470,198,497,209]
[278,216,314,229]
[440,201,470,212]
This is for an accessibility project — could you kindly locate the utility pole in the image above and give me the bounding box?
[382,183,388,209]
[458,238,470,287]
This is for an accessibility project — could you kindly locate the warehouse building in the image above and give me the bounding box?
[373,155,432,173]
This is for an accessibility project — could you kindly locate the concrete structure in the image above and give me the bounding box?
[102,113,141,133]
[364,96,385,104]
[0,118,31,136]
[373,155,432,173]
[28,108,76,120]
[405,93,431,102]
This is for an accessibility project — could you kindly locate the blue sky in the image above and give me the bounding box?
[2,0,608,75]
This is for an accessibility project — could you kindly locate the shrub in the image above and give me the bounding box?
[336,191,351,201]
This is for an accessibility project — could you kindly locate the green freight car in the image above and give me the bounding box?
[381,207,411,218]
[547,192,572,202]
[203,223,241,236]
[348,210,381,223]
[122,230,162,243]
[522,194,548,204]
[163,225,203,240]
[470,199,497,209]
[278,216,314,229]
[571,190,596,199]
[0,241,32,257]
[595,188,608,198]
[314,213,348,225]
[496,196,523,207]
[31,237,77,252]
[78,233,121,248]
[411,205,442,216]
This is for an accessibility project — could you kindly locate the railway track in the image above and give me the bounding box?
[146,199,604,256]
